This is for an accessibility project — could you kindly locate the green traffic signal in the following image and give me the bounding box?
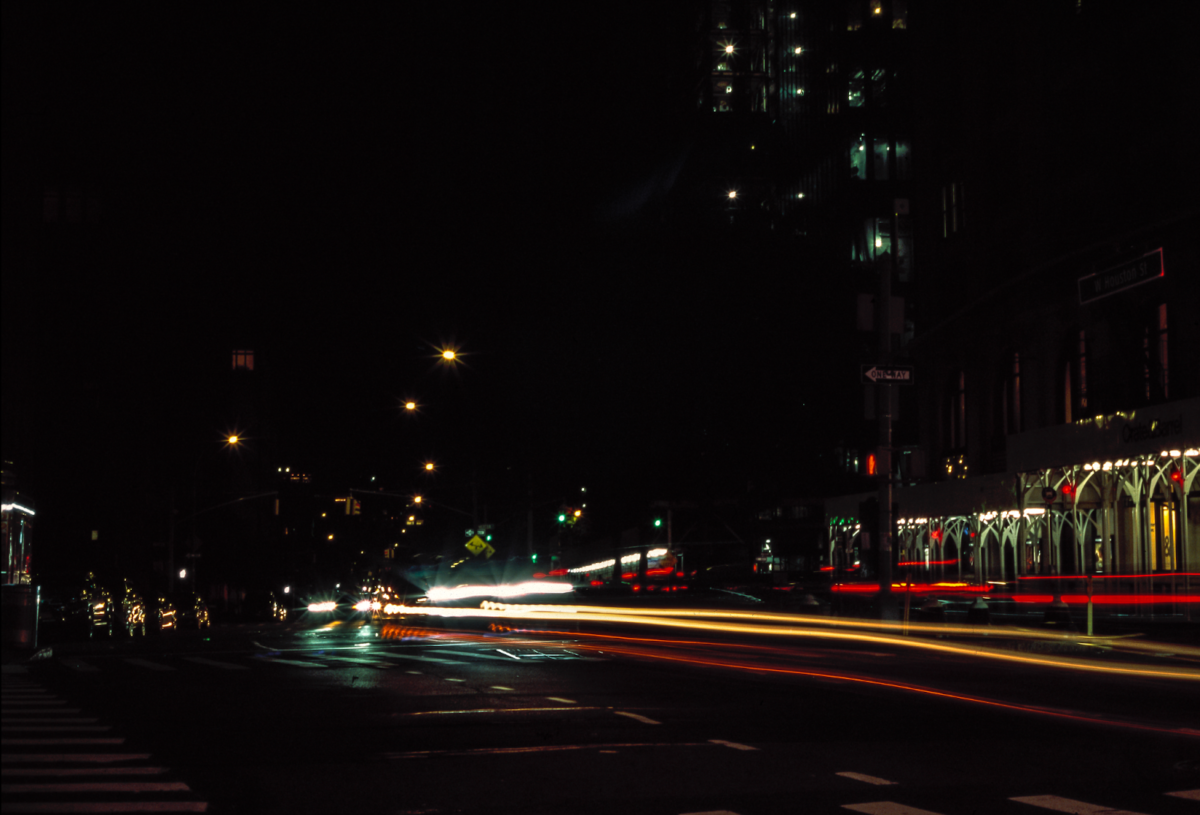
[532,553,538,563]
[557,513,567,523]
[653,518,662,528]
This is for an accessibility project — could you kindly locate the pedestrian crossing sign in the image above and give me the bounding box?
[465,535,489,556]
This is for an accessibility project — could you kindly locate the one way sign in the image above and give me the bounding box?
[861,365,913,384]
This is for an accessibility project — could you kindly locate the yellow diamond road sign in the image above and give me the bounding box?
[465,535,488,555]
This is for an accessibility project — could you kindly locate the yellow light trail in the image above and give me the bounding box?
[389,604,1200,682]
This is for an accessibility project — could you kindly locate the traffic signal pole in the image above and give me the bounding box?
[876,254,896,619]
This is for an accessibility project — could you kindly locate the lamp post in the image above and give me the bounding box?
[169,435,240,593]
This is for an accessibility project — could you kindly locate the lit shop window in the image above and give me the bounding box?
[848,68,864,107]
[232,349,255,371]
[851,133,867,180]
[873,136,889,180]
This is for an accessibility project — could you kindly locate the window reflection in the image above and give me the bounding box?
[851,133,867,180]
[849,68,864,107]
[873,136,889,180]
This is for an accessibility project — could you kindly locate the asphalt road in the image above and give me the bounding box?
[4,614,1199,815]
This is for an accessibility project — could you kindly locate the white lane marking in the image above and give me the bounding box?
[546,697,576,704]
[324,657,392,668]
[59,660,101,672]
[0,781,192,794]
[0,753,152,764]
[1010,796,1150,815]
[1,726,111,733]
[709,739,757,751]
[2,767,168,777]
[265,658,327,668]
[614,711,661,725]
[124,659,176,672]
[495,649,522,660]
[838,772,898,785]
[432,650,523,662]
[444,678,466,683]
[1,738,125,746]
[491,686,514,691]
[1167,791,1200,801]
[376,653,467,665]
[406,671,422,675]
[181,657,249,671]
[842,803,946,815]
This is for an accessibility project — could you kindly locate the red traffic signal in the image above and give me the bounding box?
[1170,467,1184,486]
[1060,482,1076,501]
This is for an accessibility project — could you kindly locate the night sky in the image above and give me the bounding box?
[3,3,854,576]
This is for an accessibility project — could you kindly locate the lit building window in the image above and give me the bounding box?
[233,349,255,371]
[848,68,864,107]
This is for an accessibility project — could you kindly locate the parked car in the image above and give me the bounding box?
[169,591,211,630]
[144,594,179,634]
[111,579,147,637]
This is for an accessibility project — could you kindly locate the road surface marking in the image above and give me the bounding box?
[406,671,422,675]
[838,772,898,785]
[1,719,98,724]
[181,657,249,671]
[445,678,466,682]
[389,741,713,758]
[709,739,757,751]
[1010,796,1150,815]
[1167,791,1200,801]
[1,738,126,746]
[59,660,101,673]
[2,767,168,777]
[124,659,176,672]
[546,697,576,704]
[401,707,603,716]
[0,781,192,794]
[1,754,152,764]
[432,650,523,662]
[491,686,513,691]
[1,726,111,733]
[842,803,945,815]
[376,653,467,665]
[0,709,82,715]
[1,804,209,814]
[496,649,522,660]
[265,658,327,668]
[614,711,661,725]
[325,657,392,668]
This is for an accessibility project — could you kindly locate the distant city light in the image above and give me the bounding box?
[441,350,456,361]
[228,435,239,445]
[728,190,738,199]
[794,46,802,54]
[725,44,734,53]
[179,569,187,579]
[405,401,417,411]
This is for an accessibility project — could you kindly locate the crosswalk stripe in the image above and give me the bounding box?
[842,803,945,815]
[838,772,899,786]
[1,754,153,763]
[1166,790,1200,801]
[123,659,176,672]
[3,804,209,813]
[1010,795,1149,815]
[1,781,192,793]
[1,738,125,746]
[1,726,111,733]
[2,767,169,777]
[180,657,249,671]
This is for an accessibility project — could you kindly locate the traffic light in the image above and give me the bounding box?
[1060,482,1076,501]
[1170,467,1184,487]
[653,518,663,528]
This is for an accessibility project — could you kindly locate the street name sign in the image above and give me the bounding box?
[1077,248,1163,304]
[861,365,913,384]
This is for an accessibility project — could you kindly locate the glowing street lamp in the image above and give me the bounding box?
[441,349,457,361]
[424,461,435,472]
[404,401,417,412]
